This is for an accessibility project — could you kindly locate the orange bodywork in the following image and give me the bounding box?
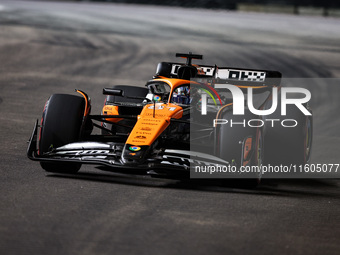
[126,103,183,146]
[102,78,204,146]
[124,78,189,146]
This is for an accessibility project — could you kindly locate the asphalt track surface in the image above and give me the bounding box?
[0,1,340,254]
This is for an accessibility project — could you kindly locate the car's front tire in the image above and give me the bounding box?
[39,94,85,173]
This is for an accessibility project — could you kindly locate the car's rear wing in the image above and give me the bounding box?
[155,62,216,78]
[214,67,282,86]
[155,62,281,86]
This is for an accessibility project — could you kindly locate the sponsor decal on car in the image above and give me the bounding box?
[154,95,161,101]
[134,136,147,139]
[129,146,141,152]
[148,105,164,110]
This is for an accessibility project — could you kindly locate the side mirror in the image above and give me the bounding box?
[103,88,124,97]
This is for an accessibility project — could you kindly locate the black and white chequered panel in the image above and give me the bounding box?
[201,67,215,76]
[228,69,266,82]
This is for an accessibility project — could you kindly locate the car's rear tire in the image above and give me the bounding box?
[39,94,85,173]
[215,108,262,188]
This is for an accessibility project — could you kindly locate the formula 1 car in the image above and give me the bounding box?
[27,53,313,185]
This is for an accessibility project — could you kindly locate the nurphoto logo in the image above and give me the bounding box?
[200,84,312,128]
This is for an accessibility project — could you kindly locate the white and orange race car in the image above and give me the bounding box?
[27,53,312,186]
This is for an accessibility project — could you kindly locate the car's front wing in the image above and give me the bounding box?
[27,120,230,177]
